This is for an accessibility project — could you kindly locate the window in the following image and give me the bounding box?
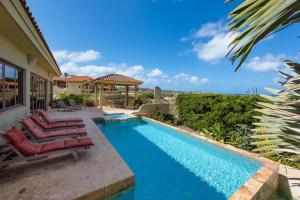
[0,60,23,111]
[30,73,47,113]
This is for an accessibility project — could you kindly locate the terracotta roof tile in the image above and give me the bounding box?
[95,74,142,84]
[54,76,94,82]
[19,0,61,75]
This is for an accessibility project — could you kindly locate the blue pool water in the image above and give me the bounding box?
[96,118,261,200]
[104,113,129,120]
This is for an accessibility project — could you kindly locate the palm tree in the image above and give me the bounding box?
[226,0,300,70]
[252,61,300,162]
[226,0,300,163]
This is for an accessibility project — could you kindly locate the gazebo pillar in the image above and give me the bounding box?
[125,85,129,108]
[99,84,104,110]
[134,85,138,100]
[95,83,99,107]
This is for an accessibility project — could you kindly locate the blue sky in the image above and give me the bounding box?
[28,0,300,94]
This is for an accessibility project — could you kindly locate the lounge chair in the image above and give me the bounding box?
[20,118,87,142]
[57,100,73,111]
[30,115,85,131]
[0,127,94,168]
[39,110,83,123]
[68,99,83,110]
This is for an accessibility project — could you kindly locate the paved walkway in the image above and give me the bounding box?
[0,107,134,200]
[279,165,300,200]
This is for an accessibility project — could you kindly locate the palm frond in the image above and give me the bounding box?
[252,60,300,160]
[226,0,300,70]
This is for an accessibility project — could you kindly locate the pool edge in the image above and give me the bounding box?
[74,176,135,200]
[141,116,279,200]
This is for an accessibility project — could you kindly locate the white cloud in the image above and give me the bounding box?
[193,32,238,63]
[60,61,207,86]
[182,20,239,64]
[195,21,225,38]
[147,68,163,77]
[245,54,284,72]
[60,62,146,79]
[174,73,208,84]
[56,49,207,88]
[53,49,101,63]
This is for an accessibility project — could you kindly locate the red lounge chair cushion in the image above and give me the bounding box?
[21,118,46,139]
[22,118,87,139]
[45,128,87,138]
[4,127,41,155]
[31,115,85,129]
[4,127,94,156]
[39,110,83,123]
[40,138,94,153]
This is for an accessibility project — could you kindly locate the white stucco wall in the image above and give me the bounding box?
[0,32,53,130]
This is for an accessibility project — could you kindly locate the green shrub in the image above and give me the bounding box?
[176,94,261,150]
[138,92,154,103]
[56,93,91,104]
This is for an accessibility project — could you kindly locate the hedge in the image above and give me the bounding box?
[176,94,260,132]
[176,94,262,150]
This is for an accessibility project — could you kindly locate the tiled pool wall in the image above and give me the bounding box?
[142,117,279,200]
[75,176,135,200]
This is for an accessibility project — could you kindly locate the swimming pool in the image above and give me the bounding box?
[103,113,129,120]
[96,118,262,200]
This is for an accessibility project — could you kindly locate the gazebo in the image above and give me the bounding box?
[94,74,143,110]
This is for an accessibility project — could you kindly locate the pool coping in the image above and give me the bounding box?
[94,113,138,123]
[141,116,279,200]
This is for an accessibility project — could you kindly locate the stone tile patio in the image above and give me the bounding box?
[279,165,300,200]
[0,107,134,200]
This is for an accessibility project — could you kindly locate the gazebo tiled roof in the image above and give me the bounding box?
[95,74,143,86]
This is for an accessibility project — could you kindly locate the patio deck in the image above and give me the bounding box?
[0,107,134,200]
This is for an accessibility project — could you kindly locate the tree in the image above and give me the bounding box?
[252,61,300,163]
[226,0,300,70]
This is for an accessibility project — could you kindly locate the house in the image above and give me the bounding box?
[53,75,94,96]
[0,0,61,129]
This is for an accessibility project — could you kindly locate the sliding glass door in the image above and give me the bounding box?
[30,73,47,113]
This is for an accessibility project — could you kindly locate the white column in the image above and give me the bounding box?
[95,83,99,107]
[99,84,104,110]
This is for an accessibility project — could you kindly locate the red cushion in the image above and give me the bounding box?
[46,122,85,129]
[53,118,83,123]
[77,137,94,146]
[31,115,85,129]
[45,128,87,137]
[4,128,94,156]
[39,110,83,123]
[40,137,94,153]
[5,127,41,156]
[21,118,46,139]
[64,137,94,148]
[30,115,48,129]
[5,127,27,144]
[18,140,41,155]
[40,141,65,153]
